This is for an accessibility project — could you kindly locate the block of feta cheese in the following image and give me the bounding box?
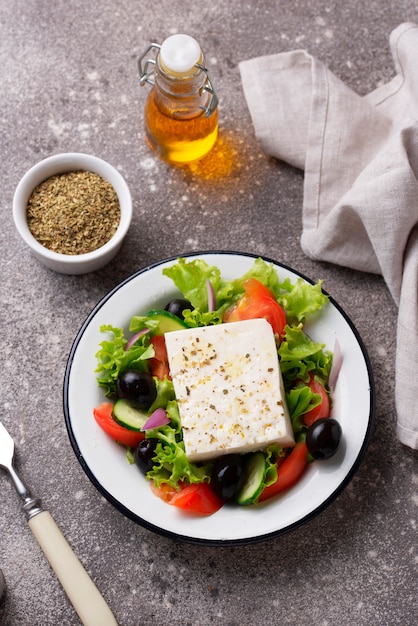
[164,318,295,462]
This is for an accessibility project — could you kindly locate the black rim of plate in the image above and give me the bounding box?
[63,250,375,546]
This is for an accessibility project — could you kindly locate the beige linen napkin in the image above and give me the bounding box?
[239,22,418,450]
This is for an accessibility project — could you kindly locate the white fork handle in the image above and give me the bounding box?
[28,511,117,626]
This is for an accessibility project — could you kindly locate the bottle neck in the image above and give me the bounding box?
[153,54,212,120]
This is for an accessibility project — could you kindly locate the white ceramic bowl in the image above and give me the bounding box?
[13,153,132,275]
[64,252,375,545]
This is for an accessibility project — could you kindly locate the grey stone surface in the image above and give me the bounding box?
[1,1,417,625]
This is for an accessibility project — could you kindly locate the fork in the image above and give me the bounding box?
[0,420,117,625]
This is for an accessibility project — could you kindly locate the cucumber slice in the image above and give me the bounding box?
[112,398,149,431]
[145,309,188,333]
[236,452,267,505]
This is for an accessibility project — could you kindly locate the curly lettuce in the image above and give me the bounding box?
[145,401,212,489]
[278,277,328,324]
[95,325,154,396]
[279,324,332,388]
[162,258,222,311]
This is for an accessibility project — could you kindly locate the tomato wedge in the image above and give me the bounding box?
[223,278,286,337]
[258,441,308,502]
[148,335,171,380]
[167,483,224,515]
[303,374,330,427]
[93,402,144,448]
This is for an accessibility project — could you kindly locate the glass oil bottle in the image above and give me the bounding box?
[137,34,219,165]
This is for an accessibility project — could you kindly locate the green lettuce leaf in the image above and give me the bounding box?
[263,444,285,487]
[162,258,222,311]
[286,385,321,434]
[95,324,154,396]
[278,277,328,324]
[279,324,332,388]
[145,401,212,489]
[181,308,224,328]
[149,377,176,412]
[129,316,160,334]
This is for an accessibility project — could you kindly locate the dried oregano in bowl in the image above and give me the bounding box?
[13,153,132,274]
[27,170,121,255]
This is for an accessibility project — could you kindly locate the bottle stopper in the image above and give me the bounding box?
[159,34,202,75]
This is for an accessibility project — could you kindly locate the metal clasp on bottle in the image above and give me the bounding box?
[137,43,219,118]
[137,43,161,87]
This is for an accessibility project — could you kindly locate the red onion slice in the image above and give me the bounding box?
[125,328,150,351]
[142,408,170,431]
[207,279,216,312]
[329,338,343,391]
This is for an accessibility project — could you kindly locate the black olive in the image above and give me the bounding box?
[134,438,159,474]
[211,454,246,500]
[306,418,342,460]
[116,369,157,410]
[164,298,192,320]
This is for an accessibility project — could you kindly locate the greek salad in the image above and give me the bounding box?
[93,257,342,515]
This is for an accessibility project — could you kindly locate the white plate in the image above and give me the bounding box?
[64,252,374,545]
